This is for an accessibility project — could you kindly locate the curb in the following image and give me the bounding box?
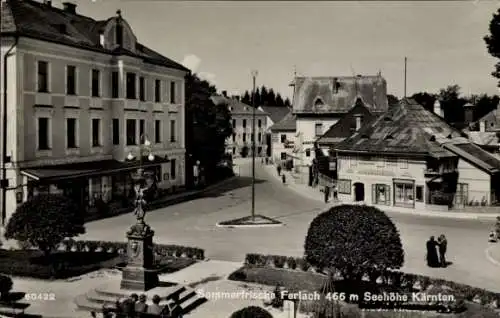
[215,222,285,228]
[262,165,500,221]
[485,245,500,267]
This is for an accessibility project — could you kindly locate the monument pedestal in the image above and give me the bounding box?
[120,222,159,291]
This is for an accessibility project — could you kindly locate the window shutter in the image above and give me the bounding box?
[372,184,376,204]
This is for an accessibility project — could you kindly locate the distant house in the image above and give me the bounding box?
[463,102,500,155]
[290,74,389,178]
[269,112,297,165]
[211,92,268,158]
[334,98,500,209]
[258,106,291,157]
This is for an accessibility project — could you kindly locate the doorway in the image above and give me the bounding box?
[354,182,365,202]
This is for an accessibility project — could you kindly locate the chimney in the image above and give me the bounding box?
[479,120,486,132]
[44,0,52,7]
[433,100,443,117]
[62,2,77,14]
[222,91,227,98]
[354,114,363,131]
[463,102,475,124]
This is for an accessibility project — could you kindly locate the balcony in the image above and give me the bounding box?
[424,168,440,177]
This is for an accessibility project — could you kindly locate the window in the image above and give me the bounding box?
[386,157,397,166]
[337,179,351,194]
[66,118,77,148]
[139,76,145,101]
[170,120,176,142]
[349,156,358,167]
[155,120,161,143]
[232,148,236,155]
[170,81,176,104]
[112,118,119,145]
[66,65,76,95]
[170,159,176,179]
[116,23,123,46]
[139,119,145,142]
[232,133,236,142]
[111,71,119,98]
[154,79,161,103]
[372,184,390,205]
[258,119,262,128]
[281,134,287,143]
[38,117,50,150]
[91,118,101,147]
[243,119,247,128]
[232,119,236,128]
[315,123,323,136]
[243,133,246,142]
[258,133,262,142]
[399,159,409,169]
[251,133,254,142]
[455,183,469,205]
[305,148,311,157]
[126,72,136,99]
[416,185,424,202]
[281,152,287,160]
[37,61,49,93]
[393,179,415,208]
[91,69,100,97]
[126,119,136,145]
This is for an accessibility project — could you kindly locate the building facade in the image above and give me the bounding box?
[258,106,291,157]
[1,0,189,227]
[290,74,388,175]
[334,99,500,209]
[269,112,299,165]
[213,92,268,158]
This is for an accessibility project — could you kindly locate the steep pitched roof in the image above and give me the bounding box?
[335,98,460,158]
[211,95,267,116]
[316,98,379,145]
[443,140,500,174]
[270,112,296,132]
[1,0,189,72]
[259,106,291,123]
[291,75,388,115]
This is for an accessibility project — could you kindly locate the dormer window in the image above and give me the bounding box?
[116,23,123,47]
[99,33,105,46]
[429,135,436,142]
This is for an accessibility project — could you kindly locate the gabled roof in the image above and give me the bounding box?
[270,112,296,132]
[335,98,460,158]
[443,140,500,174]
[316,98,380,145]
[1,0,189,72]
[291,75,388,115]
[211,95,267,116]
[259,106,291,124]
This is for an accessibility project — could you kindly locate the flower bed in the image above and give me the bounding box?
[237,253,500,309]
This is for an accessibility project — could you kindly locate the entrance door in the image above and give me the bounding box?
[354,182,365,201]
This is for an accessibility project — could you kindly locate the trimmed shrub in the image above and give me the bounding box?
[230,306,273,318]
[273,256,286,268]
[0,274,13,299]
[304,205,404,280]
[5,194,85,256]
[287,257,297,270]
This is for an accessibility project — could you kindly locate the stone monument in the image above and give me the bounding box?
[120,169,159,291]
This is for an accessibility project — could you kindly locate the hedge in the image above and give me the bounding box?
[0,274,13,299]
[242,253,500,308]
[60,239,205,260]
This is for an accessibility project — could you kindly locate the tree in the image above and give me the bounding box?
[4,194,85,256]
[253,87,261,107]
[438,85,467,123]
[484,8,500,87]
[0,274,13,300]
[185,73,232,185]
[241,91,251,105]
[275,93,284,107]
[284,97,292,107]
[469,93,500,121]
[230,306,273,318]
[304,205,404,282]
[387,94,399,107]
[260,86,269,106]
[411,92,437,113]
[267,88,276,106]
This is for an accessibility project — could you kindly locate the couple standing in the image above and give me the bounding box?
[426,235,448,268]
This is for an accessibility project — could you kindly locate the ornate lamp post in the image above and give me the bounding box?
[120,135,160,291]
[251,70,258,222]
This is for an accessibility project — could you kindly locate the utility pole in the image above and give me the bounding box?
[404,57,407,98]
[251,70,258,222]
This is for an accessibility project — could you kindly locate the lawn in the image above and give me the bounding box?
[0,249,196,280]
[229,266,500,318]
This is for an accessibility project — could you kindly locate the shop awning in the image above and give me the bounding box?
[21,157,169,182]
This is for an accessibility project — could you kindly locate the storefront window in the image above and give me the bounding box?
[372,184,390,205]
[394,179,415,208]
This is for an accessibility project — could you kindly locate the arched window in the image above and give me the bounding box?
[314,98,324,106]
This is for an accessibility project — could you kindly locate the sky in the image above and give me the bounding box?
[54,0,499,99]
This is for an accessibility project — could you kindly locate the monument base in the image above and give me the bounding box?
[120,266,160,291]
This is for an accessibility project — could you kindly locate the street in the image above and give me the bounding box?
[82,159,500,293]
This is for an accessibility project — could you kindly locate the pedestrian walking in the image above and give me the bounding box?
[437,234,448,267]
[426,236,439,267]
[282,174,286,184]
[277,165,282,176]
[324,186,330,203]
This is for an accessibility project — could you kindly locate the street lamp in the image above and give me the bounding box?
[251,70,258,222]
